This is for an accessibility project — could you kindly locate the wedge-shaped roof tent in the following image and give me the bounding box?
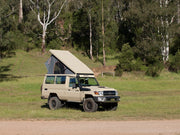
[45,49,94,75]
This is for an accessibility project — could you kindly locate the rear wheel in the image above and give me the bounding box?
[48,97,62,110]
[83,98,98,112]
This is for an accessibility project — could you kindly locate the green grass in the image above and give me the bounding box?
[0,49,180,120]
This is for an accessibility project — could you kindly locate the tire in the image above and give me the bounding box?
[103,103,118,111]
[83,98,98,112]
[48,97,62,110]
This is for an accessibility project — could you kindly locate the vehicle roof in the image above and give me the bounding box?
[49,49,94,75]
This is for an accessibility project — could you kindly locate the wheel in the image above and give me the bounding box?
[83,98,98,112]
[48,97,62,110]
[103,103,118,111]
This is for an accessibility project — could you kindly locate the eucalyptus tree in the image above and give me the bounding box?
[159,0,177,63]
[82,0,98,60]
[29,0,67,53]
[178,0,180,24]
[19,0,23,23]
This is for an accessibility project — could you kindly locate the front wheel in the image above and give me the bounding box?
[48,97,62,110]
[83,98,98,112]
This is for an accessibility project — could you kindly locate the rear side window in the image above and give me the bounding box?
[45,76,55,84]
[56,76,66,84]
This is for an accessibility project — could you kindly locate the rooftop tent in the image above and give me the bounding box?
[45,55,74,74]
[45,50,94,75]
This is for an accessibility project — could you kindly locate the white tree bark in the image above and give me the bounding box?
[30,0,67,53]
[19,0,23,23]
[159,0,174,63]
[88,11,94,61]
[102,0,106,66]
[178,0,180,24]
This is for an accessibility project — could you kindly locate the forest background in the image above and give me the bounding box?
[0,0,180,77]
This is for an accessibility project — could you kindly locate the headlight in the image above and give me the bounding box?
[94,91,103,96]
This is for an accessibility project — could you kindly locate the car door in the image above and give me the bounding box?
[67,77,81,102]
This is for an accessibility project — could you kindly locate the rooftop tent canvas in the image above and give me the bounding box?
[45,50,94,75]
[45,55,74,74]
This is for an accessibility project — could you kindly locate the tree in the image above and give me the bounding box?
[84,0,97,61]
[159,0,176,63]
[0,0,18,58]
[76,0,98,60]
[29,0,67,53]
[72,8,89,53]
[102,0,106,66]
[19,0,23,23]
[178,0,180,24]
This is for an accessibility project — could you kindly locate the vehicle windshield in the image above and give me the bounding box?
[78,77,99,86]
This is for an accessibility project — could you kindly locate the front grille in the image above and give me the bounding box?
[103,91,116,96]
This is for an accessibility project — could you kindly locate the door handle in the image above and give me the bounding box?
[44,88,48,90]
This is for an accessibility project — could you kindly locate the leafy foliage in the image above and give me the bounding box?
[115,43,135,76]
[168,51,180,73]
[0,0,180,77]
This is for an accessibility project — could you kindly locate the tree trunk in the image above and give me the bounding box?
[102,0,106,66]
[160,0,171,63]
[178,0,180,24]
[19,0,23,23]
[42,29,46,54]
[88,12,94,60]
[30,0,67,54]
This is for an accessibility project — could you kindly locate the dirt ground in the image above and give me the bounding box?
[0,120,180,135]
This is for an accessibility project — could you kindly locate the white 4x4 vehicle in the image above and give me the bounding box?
[41,50,120,112]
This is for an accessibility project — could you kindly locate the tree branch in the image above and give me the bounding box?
[46,0,51,24]
[29,0,35,5]
[37,11,43,26]
[47,0,67,25]
[170,15,175,25]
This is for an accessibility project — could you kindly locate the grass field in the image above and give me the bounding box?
[0,50,180,120]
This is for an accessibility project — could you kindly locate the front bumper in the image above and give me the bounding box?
[94,96,120,103]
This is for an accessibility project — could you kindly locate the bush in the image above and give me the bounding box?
[48,38,62,49]
[115,65,123,76]
[133,58,146,71]
[115,43,135,76]
[168,51,180,73]
[145,63,163,77]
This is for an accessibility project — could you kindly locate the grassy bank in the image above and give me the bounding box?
[0,50,180,120]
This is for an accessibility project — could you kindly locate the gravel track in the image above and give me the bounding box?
[0,120,180,135]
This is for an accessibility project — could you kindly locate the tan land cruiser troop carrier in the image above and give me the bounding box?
[41,50,120,112]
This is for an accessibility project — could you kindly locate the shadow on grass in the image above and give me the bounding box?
[0,64,21,82]
[41,103,49,109]
[41,102,111,112]
[41,102,84,111]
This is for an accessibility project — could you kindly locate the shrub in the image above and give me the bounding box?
[115,65,123,76]
[133,58,146,71]
[168,51,180,73]
[48,38,62,49]
[115,43,134,76]
[145,63,163,77]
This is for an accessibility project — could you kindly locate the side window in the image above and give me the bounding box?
[45,76,55,84]
[69,78,77,87]
[56,76,66,84]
